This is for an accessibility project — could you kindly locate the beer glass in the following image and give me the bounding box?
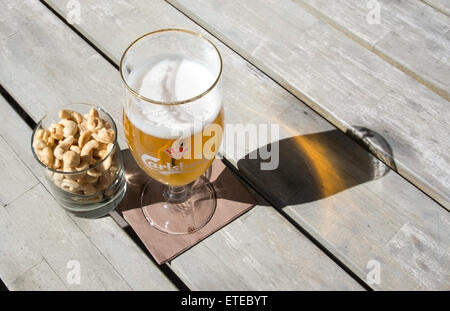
[120,29,224,234]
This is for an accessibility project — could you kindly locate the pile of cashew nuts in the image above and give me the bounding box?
[33,108,119,200]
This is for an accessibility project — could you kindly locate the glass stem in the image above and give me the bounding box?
[164,184,191,203]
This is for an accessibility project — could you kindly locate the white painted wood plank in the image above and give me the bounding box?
[40,0,450,290]
[0,135,38,205]
[0,99,43,178]
[422,0,450,16]
[284,170,450,290]
[0,96,38,204]
[0,0,363,290]
[168,0,450,209]
[296,0,450,100]
[6,183,131,290]
[0,98,176,291]
[10,259,67,291]
[71,216,174,291]
[383,222,450,290]
[172,206,362,290]
[0,204,42,288]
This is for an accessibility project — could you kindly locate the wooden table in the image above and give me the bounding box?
[0,0,448,291]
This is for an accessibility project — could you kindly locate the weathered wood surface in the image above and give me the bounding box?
[167,0,450,209]
[0,135,38,205]
[422,0,450,16]
[10,259,67,291]
[41,0,450,290]
[0,109,43,289]
[295,0,450,100]
[0,0,362,290]
[0,96,177,291]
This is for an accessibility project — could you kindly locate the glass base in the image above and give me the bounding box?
[141,176,216,234]
[62,181,127,218]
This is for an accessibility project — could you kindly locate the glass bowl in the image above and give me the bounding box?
[31,103,126,218]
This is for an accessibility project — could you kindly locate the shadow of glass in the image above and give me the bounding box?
[236,128,393,207]
[119,127,393,211]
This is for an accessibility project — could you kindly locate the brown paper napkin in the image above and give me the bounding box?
[118,149,256,264]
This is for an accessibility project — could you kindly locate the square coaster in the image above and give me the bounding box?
[118,149,256,264]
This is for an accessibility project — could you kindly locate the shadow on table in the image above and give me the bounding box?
[236,127,394,207]
[119,127,394,210]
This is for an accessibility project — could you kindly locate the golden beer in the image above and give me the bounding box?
[123,109,224,186]
[123,108,223,186]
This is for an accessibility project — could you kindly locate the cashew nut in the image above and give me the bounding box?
[78,130,92,149]
[60,179,81,192]
[87,117,104,132]
[81,183,97,195]
[78,174,98,184]
[87,168,102,178]
[52,172,64,183]
[42,130,50,142]
[39,147,54,167]
[95,142,114,158]
[94,145,108,158]
[100,155,112,171]
[59,109,83,124]
[58,119,78,137]
[53,158,62,169]
[78,121,88,133]
[89,108,99,118]
[35,129,45,140]
[97,171,112,190]
[80,139,99,164]
[36,129,55,148]
[63,150,80,168]
[53,136,74,160]
[62,168,84,181]
[33,139,47,152]
[47,137,56,149]
[49,123,64,140]
[92,128,115,144]
[70,145,80,154]
[75,161,90,171]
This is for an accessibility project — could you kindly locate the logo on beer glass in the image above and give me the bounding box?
[165,139,189,160]
[141,154,185,175]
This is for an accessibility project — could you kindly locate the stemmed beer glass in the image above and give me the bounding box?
[120,29,224,234]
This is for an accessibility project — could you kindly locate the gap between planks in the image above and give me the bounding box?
[419,0,450,17]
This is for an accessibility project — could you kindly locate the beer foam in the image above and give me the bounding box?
[125,55,222,139]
